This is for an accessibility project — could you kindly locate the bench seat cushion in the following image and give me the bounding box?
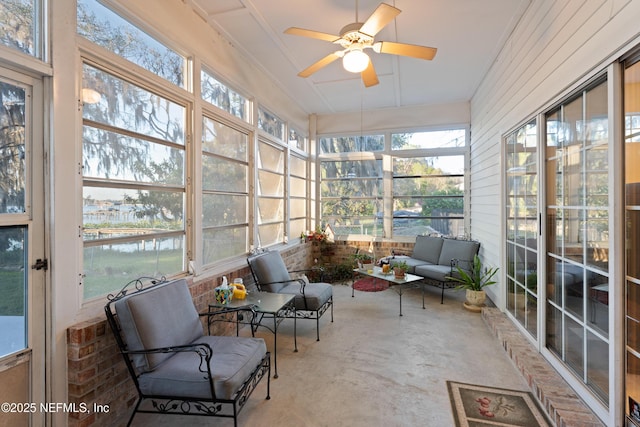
[389,255,431,274]
[138,335,267,400]
[279,282,332,311]
[414,264,454,282]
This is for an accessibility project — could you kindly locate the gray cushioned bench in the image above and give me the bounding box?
[388,235,480,303]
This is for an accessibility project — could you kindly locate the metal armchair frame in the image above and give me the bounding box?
[104,277,271,427]
[247,251,334,341]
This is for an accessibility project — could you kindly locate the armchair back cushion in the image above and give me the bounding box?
[412,235,444,264]
[248,251,295,293]
[114,279,203,372]
[438,239,480,267]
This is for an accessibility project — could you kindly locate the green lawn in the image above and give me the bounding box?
[0,270,25,316]
[83,247,183,300]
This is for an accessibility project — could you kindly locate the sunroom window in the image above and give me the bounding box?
[319,130,467,238]
[201,69,249,122]
[257,139,285,246]
[392,154,464,236]
[81,63,187,300]
[257,107,285,140]
[201,115,249,265]
[321,157,383,236]
[0,0,43,59]
[77,0,186,88]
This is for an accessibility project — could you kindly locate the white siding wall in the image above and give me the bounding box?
[470,0,640,311]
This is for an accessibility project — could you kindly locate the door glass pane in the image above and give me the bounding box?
[626,58,640,419]
[546,78,609,404]
[505,120,538,339]
[0,226,26,357]
[587,331,608,402]
[565,315,584,376]
[0,81,26,213]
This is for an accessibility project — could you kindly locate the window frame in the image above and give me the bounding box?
[318,127,469,240]
[79,58,191,301]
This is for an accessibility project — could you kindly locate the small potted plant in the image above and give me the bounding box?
[392,260,409,279]
[352,252,374,270]
[446,255,498,311]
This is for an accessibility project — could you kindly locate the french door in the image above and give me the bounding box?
[0,67,46,426]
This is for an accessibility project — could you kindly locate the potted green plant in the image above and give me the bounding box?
[392,260,409,279]
[352,252,375,269]
[446,255,498,311]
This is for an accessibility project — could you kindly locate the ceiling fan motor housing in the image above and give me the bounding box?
[338,22,374,47]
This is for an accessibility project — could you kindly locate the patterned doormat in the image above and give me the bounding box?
[447,381,552,427]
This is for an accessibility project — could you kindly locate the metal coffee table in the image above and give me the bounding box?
[352,268,425,316]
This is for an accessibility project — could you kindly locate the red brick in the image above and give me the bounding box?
[482,308,605,427]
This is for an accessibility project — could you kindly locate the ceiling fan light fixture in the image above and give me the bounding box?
[343,49,369,73]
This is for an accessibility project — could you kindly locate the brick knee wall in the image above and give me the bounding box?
[482,308,605,427]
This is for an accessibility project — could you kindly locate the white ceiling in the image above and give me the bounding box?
[189,0,529,116]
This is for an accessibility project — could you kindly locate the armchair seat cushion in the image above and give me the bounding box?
[138,335,267,400]
[279,282,333,311]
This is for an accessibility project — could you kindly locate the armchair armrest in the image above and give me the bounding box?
[258,277,308,294]
[291,266,325,282]
[124,343,214,375]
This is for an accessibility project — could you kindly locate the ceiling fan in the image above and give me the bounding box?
[284,1,437,87]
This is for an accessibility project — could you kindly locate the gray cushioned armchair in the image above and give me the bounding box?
[247,250,333,341]
[105,278,271,427]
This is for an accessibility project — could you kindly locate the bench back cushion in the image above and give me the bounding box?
[248,251,294,293]
[115,279,203,372]
[438,239,480,267]
[411,236,444,264]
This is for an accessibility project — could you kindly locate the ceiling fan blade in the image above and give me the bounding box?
[284,27,341,43]
[298,52,341,77]
[377,41,437,60]
[359,3,401,37]
[361,60,379,87]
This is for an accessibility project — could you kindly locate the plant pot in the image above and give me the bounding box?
[362,263,375,271]
[464,289,487,311]
[394,269,406,279]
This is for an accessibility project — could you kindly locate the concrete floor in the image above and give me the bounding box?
[133,283,532,427]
